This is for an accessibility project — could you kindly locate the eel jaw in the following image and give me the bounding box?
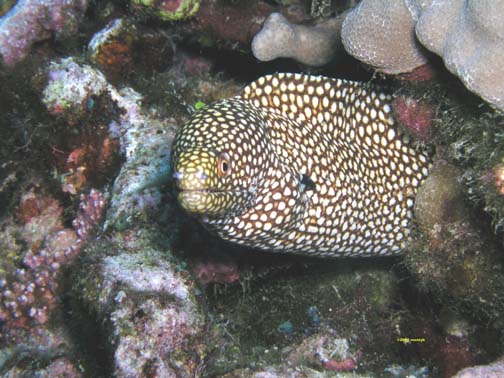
[177,188,256,218]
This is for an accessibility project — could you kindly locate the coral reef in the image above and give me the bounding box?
[341,0,428,74]
[426,83,504,228]
[42,58,124,194]
[222,365,370,378]
[88,19,138,81]
[1,0,503,375]
[205,261,406,375]
[62,135,121,195]
[72,189,106,240]
[1,355,82,377]
[252,12,345,66]
[104,90,176,231]
[413,160,467,229]
[0,0,16,16]
[490,162,504,196]
[416,0,504,112]
[384,365,429,378]
[0,0,88,66]
[39,55,211,376]
[289,334,361,372]
[310,0,334,18]
[41,57,175,229]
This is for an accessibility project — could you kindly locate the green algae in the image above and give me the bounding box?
[204,260,401,374]
[0,0,15,17]
[131,0,200,21]
[393,76,504,231]
[392,76,504,336]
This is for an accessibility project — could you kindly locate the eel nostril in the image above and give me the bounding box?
[195,171,208,180]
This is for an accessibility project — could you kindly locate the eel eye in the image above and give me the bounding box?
[217,152,231,177]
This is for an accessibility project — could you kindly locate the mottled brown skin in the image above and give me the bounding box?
[172,74,430,257]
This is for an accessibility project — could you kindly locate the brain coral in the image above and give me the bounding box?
[416,0,504,112]
[341,0,428,74]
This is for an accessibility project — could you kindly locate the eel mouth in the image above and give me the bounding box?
[176,188,228,194]
[176,187,250,195]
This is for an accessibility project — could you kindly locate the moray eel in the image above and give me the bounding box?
[172,73,430,257]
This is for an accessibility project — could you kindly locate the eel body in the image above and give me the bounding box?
[172,73,430,257]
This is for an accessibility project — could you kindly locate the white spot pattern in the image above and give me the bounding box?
[173,73,431,257]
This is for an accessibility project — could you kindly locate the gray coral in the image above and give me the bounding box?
[341,0,428,74]
[416,0,504,112]
[341,0,504,111]
[252,12,344,67]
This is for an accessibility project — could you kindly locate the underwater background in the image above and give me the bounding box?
[0,0,503,377]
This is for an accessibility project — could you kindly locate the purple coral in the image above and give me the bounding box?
[0,0,88,66]
[72,189,106,240]
[191,260,240,285]
[391,95,435,142]
[0,189,105,338]
[0,228,80,332]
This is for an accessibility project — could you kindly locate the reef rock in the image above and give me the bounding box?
[42,58,176,230]
[104,90,176,231]
[42,58,109,119]
[452,355,504,378]
[73,228,207,377]
[416,0,504,112]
